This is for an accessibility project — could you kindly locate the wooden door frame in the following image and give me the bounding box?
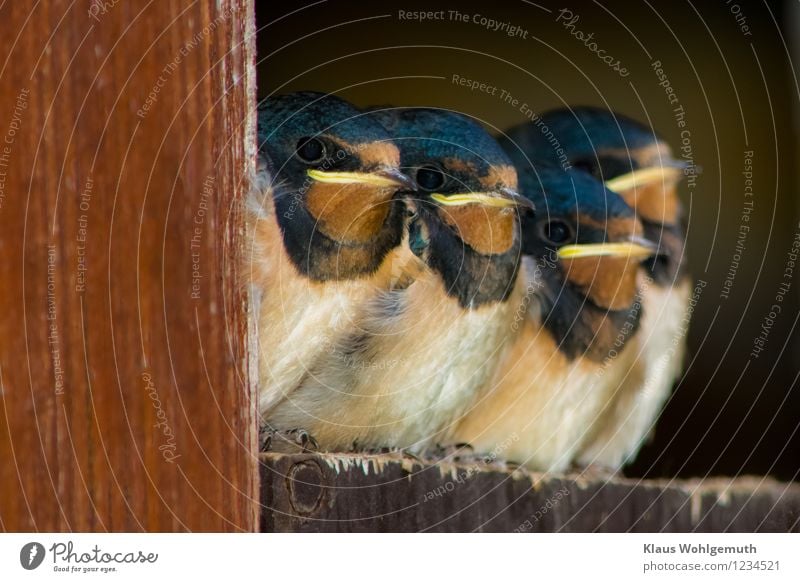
[0,0,259,532]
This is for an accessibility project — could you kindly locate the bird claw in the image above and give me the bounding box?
[349,442,421,463]
[259,427,319,453]
[417,442,475,463]
[421,443,525,471]
[403,449,422,463]
[259,425,273,452]
[571,462,618,481]
[288,428,319,452]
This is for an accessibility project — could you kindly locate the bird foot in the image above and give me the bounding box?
[260,427,319,453]
[423,443,525,471]
[571,462,618,481]
[421,442,475,463]
[349,442,422,463]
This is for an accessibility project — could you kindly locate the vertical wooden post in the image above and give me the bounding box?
[0,1,258,531]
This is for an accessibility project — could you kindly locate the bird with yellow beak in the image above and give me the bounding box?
[499,107,691,473]
[263,108,533,453]
[247,92,416,450]
[452,166,656,472]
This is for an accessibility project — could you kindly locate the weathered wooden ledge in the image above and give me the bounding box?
[259,452,800,532]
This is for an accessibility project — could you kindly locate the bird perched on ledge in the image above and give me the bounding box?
[264,108,533,453]
[247,91,416,449]
[452,166,656,472]
[503,107,691,472]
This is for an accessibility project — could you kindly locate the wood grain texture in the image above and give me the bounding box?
[0,0,258,531]
[261,452,800,532]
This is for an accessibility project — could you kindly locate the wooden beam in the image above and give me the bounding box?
[0,1,258,531]
[261,452,800,532]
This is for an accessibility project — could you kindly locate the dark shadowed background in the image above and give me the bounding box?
[256,0,800,481]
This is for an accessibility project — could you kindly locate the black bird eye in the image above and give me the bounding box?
[574,155,635,181]
[542,220,573,245]
[296,137,326,164]
[415,165,446,192]
[571,157,598,177]
[598,155,635,180]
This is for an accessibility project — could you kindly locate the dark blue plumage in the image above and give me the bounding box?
[254,92,413,281]
[496,108,691,474]
[502,106,687,285]
[258,91,392,157]
[515,166,646,359]
[370,107,529,308]
[519,166,635,228]
[370,107,513,177]
[502,106,659,174]
[252,92,418,452]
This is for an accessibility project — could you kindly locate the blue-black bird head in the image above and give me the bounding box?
[503,106,689,285]
[518,167,657,360]
[256,91,415,281]
[369,107,534,308]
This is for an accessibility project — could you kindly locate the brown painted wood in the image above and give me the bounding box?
[0,1,258,531]
[261,452,800,532]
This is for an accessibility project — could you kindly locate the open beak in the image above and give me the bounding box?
[307,166,416,190]
[430,187,535,211]
[557,235,658,260]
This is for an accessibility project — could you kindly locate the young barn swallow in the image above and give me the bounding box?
[451,167,656,472]
[504,107,691,472]
[263,108,533,453]
[247,92,416,448]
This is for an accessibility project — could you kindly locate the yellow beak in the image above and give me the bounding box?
[307,167,415,190]
[604,165,684,192]
[557,236,658,260]
[430,189,534,210]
